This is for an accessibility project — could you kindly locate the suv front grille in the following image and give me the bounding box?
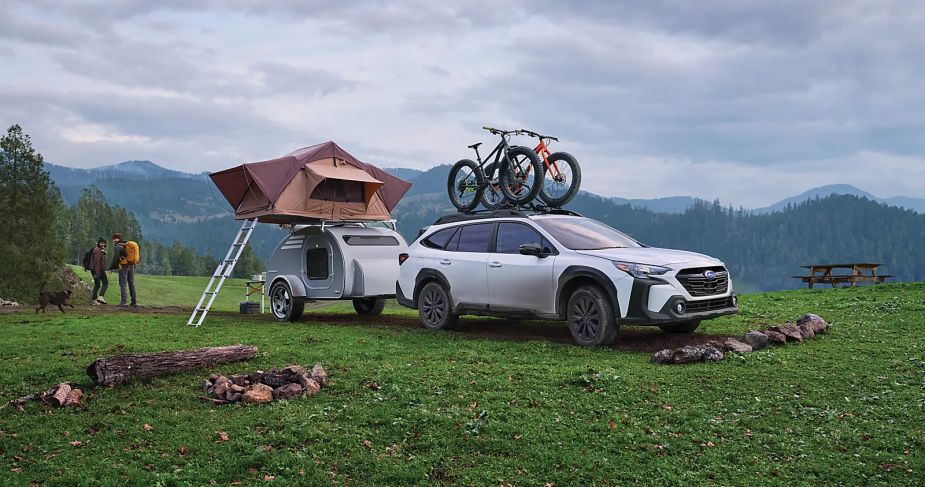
[676,266,729,296]
[686,296,735,313]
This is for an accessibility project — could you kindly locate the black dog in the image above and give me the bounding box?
[36,282,74,314]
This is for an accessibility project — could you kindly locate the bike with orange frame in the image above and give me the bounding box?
[515,129,581,207]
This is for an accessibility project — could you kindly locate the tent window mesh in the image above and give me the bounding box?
[310,178,365,203]
[306,247,329,280]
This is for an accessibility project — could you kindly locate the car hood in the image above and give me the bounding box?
[575,247,721,266]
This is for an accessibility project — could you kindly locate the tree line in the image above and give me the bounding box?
[0,125,263,302]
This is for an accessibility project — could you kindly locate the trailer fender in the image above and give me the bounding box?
[268,275,307,299]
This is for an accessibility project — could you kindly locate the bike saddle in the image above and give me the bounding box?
[467,142,483,150]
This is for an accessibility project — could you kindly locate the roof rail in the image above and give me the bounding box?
[431,206,583,226]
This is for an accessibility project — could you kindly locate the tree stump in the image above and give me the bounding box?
[86,345,257,386]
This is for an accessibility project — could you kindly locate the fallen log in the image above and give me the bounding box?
[86,345,258,386]
[49,383,72,407]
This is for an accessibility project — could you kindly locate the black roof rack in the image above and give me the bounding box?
[430,206,583,226]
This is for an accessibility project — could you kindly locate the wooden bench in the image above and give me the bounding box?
[793,263,891,288]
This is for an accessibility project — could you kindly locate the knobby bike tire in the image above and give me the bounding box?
[447,159,485,212]
[480,162,506,210]
[499,146,543,205]
[539,151,581,207]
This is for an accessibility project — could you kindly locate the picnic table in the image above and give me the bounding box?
[793,263,891,288]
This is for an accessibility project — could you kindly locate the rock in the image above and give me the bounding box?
[301,378,321,396]
[764,330,787,345]
[247,371,265,384]
[672,346,706,364]
[261,371,288,388]
[797,313,828,334]
[274,383,303,400]
[743,331,769,350]
[229,375,247,387]
[282,364,308,378]
[723,338,753,354]
[227,392,242,402]
[771,324,803,342]
[310,364,328,387]
[241,383,274,404]
[230,384,244,393]
[208,373,220,382]
[212,378,231,396]
[651,349,674,364]
[798,323,815,339]
[201,380,213,392]
[702,347,725,362]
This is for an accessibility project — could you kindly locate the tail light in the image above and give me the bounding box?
[398,253,409,265]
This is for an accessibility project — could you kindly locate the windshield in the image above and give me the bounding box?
[535,217,642,250]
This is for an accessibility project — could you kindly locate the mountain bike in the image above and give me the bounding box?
[519,129,581,207]
[447,127,543,212]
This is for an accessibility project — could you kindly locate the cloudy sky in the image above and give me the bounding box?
[2,1,923,207]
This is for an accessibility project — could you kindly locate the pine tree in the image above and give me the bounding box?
[0,125,65,302]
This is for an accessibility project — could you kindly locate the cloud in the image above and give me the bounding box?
[0,0,923,207]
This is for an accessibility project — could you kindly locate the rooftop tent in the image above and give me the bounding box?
[209,141,412,224]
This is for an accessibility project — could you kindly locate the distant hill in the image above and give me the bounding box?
[382,167,424,182]
[755,183,925,214]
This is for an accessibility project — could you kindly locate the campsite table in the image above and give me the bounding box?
[244,280,266,314]
[794,263,891,288]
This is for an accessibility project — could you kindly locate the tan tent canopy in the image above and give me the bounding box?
[210,141,412,224]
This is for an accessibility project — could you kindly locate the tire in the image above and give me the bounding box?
[499,146,543,205]
[447,159,485,212]
[353,297,385,316]
[480,162,506,210]
[417,281,458,330]
[658,320,701,333]
[566,285,618,346]
[269,280,304,322]
[539,151,581,207]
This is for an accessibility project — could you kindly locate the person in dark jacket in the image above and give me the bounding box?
[89,238,108,304]
[109,232,137,307]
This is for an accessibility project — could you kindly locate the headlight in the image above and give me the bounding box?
[613,261,670,278]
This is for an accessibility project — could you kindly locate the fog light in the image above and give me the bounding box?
[675,302,685,314]
[732,295,738,306]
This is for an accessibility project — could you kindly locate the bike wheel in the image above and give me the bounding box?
[499,146,543,205]
[480,162,506,210]
[447,159,485,212]
[539,151,581,207]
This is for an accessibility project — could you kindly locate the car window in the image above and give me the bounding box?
[455,223,494,253]
[535,217,642,250]
[421,227,456,249]
[496,222,554,254]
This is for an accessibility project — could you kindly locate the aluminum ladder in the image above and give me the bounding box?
[187,218,258,327]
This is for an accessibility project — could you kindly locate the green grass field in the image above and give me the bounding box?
[1,275,923,485]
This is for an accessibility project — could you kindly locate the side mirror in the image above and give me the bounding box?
[519,243,546,257]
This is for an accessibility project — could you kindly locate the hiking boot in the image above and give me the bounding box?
[91,300,99,306]
[130,303,138,307]
[118,303,128,307]
[96,296,107,304]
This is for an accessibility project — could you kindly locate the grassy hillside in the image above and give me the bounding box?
[1,282,923,484]
[68,264,255,313]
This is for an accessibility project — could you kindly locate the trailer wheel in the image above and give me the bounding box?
[270,280,304,322]
[353,297,385,316]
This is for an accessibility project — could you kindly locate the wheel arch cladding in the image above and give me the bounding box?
[413,269,452,304]
[270,275,306,298]
[556,266,620,319]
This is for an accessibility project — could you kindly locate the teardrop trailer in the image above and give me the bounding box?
[188,141,412,327]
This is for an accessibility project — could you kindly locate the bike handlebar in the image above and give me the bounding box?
[482,126,559,141]
[518,129,558,142]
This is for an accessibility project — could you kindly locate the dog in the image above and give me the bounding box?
[36,282,74,314]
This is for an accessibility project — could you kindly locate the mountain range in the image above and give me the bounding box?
[46,160,925,290]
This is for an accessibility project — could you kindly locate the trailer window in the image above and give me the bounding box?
[306,247,329,280]
[343,235,400,246]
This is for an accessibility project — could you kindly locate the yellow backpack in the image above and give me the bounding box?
[123,241,141,265]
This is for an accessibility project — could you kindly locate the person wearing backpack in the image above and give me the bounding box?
[87,238,108,305]
[109,232,139,307]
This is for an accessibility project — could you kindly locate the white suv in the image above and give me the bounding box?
[396,209,738,346]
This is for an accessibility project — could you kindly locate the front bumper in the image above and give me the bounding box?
[622,277,738,325]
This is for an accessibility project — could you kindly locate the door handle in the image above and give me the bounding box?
[488,261,502,268]
[439,259,451,266]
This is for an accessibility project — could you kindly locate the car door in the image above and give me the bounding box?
[488,221,557,314]
[440,222,493,309]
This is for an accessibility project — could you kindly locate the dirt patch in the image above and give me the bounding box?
[309,313,736,352]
